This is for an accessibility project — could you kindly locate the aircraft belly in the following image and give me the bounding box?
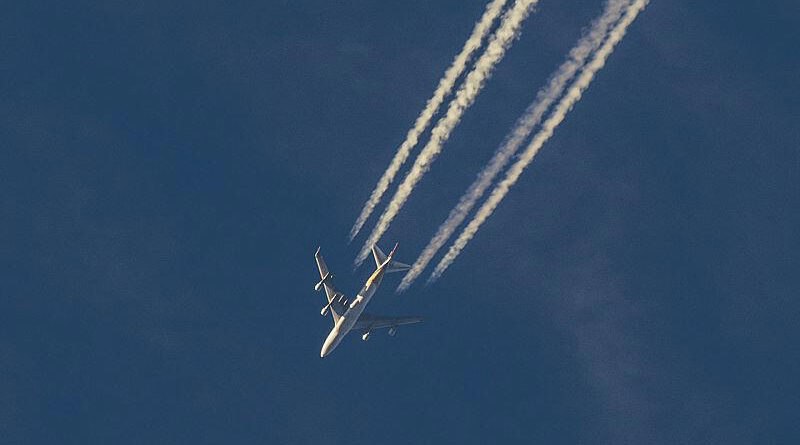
[341,294,369,330]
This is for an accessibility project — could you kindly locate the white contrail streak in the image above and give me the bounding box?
[348,0,509,241]
[355,0,539,266]
[397,0,632,292]
[430,0,649,283]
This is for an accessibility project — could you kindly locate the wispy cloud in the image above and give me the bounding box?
[348,0,509,241]
[355,0,540,266]
[430,0,649,283]
[398,0,632,292]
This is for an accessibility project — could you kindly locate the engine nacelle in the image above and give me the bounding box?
[361,331,371,341]
[314,272,333,292]
[320,305,329,316]
[388,327,397,337]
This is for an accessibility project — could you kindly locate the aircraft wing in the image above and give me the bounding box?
[353,313,423,331]
[314,248,348,324]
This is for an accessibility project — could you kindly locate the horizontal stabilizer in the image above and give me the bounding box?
[386,260,410,274]
[371,244,388,267]
[372,243,410,274]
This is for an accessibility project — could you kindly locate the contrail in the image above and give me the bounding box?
[398,0,632,292]
[430,0,649,283]
[348,0,509,241]
[355,0,540,266]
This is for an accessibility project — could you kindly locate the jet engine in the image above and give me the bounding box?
[314,272,333,292]
[361,331,371,341]
[388,327,397,337]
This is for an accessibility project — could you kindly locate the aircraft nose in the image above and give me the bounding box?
[320,326,339,358]
[320,337,334,358]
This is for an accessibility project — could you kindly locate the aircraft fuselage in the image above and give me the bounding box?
[320,266,386,357]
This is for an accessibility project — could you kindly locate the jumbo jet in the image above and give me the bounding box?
[314,243,422,357]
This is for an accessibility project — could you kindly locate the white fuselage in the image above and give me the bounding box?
[320,266,386,357]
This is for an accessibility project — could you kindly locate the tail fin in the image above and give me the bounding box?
[371,243,411,274]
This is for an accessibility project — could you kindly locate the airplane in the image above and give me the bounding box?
[314,243,422,357]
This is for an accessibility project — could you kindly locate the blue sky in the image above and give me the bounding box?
[2,1,799,444]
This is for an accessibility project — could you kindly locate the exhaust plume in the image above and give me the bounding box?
[430,0,649,283]
[355,0,540,267]
[349,0,509,241]
[398,0,632,292]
